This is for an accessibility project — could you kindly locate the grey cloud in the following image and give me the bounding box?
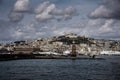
[50,9,64,15]
[82,19,120,40]
[89,0,120,19]
[15,19,120,40]
[64,6,77,15]
[35,2,55,22]
[12,22,51,40]
[8,11,24,22]
[34,1,78,22]
[9,0,29,22]
[9,1,78,22]
[50,6,77,16]
[0,20,40,41]
[88,0,120,39]
[93,32,120,40]
[51,6,77,20]
[13,23,37,40]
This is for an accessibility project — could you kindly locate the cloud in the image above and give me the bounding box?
[35,13,53,22]
[64,6,77,15]
[8,1,77,22]
[13,0,30,12]
[34,1,78,22]
[88,0,120,39]
[0,20,42,41]
[34,1,50,14]
[9,0,29,22]
[99,19,114,33]
[35,3,55,22]
[81,19,120,40]
[12,23,36,40]
[53,27,81,36]
[89,0,120,19]
[8,11,24,22]
[5,0,79,41]
[49,8,64,15]
[12,22,49,40]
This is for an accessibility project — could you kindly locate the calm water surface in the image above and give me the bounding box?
[0,56,120,80]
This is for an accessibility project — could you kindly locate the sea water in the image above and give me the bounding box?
[0,56,120,80]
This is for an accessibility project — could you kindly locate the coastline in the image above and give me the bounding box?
[0,54,104,61]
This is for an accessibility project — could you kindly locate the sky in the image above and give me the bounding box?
[0,0,120,42]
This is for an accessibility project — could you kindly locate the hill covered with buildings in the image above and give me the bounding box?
[0,33,120,54]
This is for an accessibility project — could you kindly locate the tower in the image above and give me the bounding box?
[71,40,77,57]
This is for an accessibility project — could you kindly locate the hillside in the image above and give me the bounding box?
[0,33,120,53]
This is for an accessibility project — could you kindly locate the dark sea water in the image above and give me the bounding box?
[0,56,120,80]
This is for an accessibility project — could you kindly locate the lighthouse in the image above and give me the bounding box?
[71,40,77,57]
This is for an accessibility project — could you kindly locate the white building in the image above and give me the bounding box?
[65,33,77,38]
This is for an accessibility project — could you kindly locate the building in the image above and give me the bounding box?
[65,33,77,38]
[13,48,34,54]
[52,41,63,46]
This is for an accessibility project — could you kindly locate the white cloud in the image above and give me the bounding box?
[34,1,50,14]
[12,22,50,40]
[35,3,56,22]
[34,1,77,22]
[35,12,53,22]
[14,30,23,38]
[12,23,36,40]
[80,19,120,39]
[44,3,56,13]
[13,0,29,12]
[99,19,114,33]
